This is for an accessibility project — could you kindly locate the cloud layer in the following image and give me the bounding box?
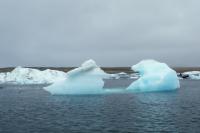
[0,0,200,67]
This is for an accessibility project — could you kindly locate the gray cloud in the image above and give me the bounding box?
[0,0,200,67]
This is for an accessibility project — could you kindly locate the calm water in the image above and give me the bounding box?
[0,80,200,133]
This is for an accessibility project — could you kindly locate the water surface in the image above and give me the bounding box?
[0,80,200,133]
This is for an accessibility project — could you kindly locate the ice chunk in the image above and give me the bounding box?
[130,73,140,79]
[127,60,180,92]
[117,72,130,79]
[109,72,130,79]
[109,74,120,79]
[0,73,6,83]
[182,71,200,80]
[44,59,109,95]
[0,67,66,84]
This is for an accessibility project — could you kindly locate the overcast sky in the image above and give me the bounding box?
[0,0,200,67]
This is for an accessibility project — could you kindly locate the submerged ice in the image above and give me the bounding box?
[44,60,109,95]
[127,60,180,92]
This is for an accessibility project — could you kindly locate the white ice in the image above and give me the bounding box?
[0,66,66,84]
[44,59,180,95]
[0,59,181,94]
[109,72,132,79]
[44,59,110,95]
[182,71,200,80]
[127,60,180,92]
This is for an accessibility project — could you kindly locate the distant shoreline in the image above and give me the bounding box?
[1,67,200,73]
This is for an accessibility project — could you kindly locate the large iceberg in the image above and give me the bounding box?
[0,67,66,84]
[44,59,179,95]
[44,59,110,95]
[127,60,180,92]
[0,59,181,94]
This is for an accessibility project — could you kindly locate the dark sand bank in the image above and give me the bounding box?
[0,67,200,74]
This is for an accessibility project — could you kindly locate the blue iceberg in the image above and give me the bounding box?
[127,60,180,92]
[44,59,180,95]
[44,59,109,95]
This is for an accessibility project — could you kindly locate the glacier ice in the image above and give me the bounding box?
[44,59,180,95]
[0,67,66,84]
[127,60,180,92]
[182,71,200,80]
[0,59,181,94]
[44,59,110,95]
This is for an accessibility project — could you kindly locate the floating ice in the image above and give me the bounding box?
[109,72,132,79]
[44,59,180,95]
[182,71,200,80]
[44,59,110,95]
[0,59,181,94]
[0,73,5,83]
[127,60,180,92]
[130,73,140,79]
[0,67,66,84]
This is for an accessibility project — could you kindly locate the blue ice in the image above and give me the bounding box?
[127,60,180,92]
[44,59,180,95]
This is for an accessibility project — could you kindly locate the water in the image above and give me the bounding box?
[0,80,200,133]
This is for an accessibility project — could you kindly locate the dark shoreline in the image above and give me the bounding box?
[0,67,200,74]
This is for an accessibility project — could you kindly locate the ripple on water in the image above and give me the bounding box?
[0,80,200,133]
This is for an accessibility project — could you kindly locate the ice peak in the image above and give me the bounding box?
[81,59,98,68]
[67,59,105,77]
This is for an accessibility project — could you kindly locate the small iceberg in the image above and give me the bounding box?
[127,60,180,92]
[0,67,66,84]
[44,59,109,95]
[109,72,132,79]
[181,71,200,80]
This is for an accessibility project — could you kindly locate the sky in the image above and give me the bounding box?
[0,0,200,67]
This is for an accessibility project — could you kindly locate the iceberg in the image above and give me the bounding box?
[127,60,180,92]
[0,67,66,84]
[0,59,181,94]
[44,59,110,95]
[44,59,179,95]
[182,71,200,80]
